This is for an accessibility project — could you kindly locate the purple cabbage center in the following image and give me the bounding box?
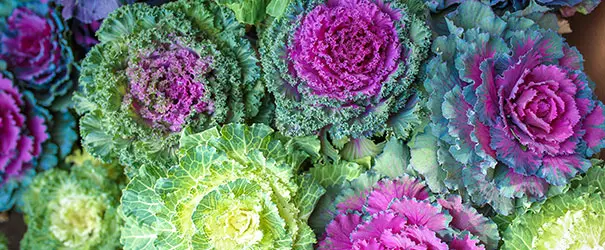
[125,46,214,132]
[289,0,401,101]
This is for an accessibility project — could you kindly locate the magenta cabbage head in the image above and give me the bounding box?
[261,0,430,140]
[0,2,74,107]
[0,72,48,211]
[317,175,499,250]
[421,0,605,214]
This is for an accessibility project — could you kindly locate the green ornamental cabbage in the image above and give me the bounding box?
[501,159,605,249]
[74,0,263,170]
[20,151,123,250]
[120,123,325,249]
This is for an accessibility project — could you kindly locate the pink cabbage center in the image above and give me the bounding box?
[502,64,580,155]
[125,46,214,132]
[289,0,401,101]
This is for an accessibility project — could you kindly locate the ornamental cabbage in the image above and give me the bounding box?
[310,159,500,249]
[0,72,48,212]
[260,0,431,143]
[20,150,123,250]
[74,0,263,169]
[120,123,324,249]
[418,0,605,214]
[501,159,605,249]
[0,0,75,107]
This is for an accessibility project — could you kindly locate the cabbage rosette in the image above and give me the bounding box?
[309,152,500,250]
[0,72,50,212]
[419,0,605,214]
[120,123,325,249]
[20,152,123,250]
[260,0,431,143]
[501,159,605,249]
[0,0,75,108]
[74,0,263,168]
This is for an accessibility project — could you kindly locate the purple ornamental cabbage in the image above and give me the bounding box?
[261,0,431,154]
[420,0,605,214]
[0,73,48,211]
[0,1,74,107]
[317,175,499,249]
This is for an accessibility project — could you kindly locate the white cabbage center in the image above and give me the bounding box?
[533,209,605,250]
[50,194,104,247]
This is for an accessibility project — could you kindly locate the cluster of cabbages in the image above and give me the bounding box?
[1,0,605,249]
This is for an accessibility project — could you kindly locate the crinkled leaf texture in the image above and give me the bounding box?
[120,123,325,250]
[74,0,263,171]
[502,159,605,249]
[418,0,605,215]
[20,153,123,250]
[260,0,430,141]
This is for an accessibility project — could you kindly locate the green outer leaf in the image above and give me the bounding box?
[408,127,447,193]
[121,123,325,249]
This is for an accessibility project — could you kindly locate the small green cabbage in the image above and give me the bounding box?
[501,159,605,249]
[120,123,325,249]
[20,151,123,250]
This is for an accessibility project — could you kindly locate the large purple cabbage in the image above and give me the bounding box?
[419,0,605,214]
[261,0,430,149]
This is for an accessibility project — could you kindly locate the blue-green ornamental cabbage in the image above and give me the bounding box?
[74,0,263,171]
[120,123,325,249]
[20,151,124,250]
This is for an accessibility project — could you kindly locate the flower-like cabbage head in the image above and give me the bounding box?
[74,0,263,169]
[0,72,48,211]
[419,0,605,214]
[261,0,430,140]
[314,172,500,249]
[501,159,605,249]
[120,123,325,249]
[20,153,122,250]
[0,1,74,107]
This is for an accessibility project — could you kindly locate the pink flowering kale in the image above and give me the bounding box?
[261,0,430,144]
[315,173,500,249]
[74,0,263,171]
[417,0,605,214]
[0,1,75,107]
[0,73,48,211]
